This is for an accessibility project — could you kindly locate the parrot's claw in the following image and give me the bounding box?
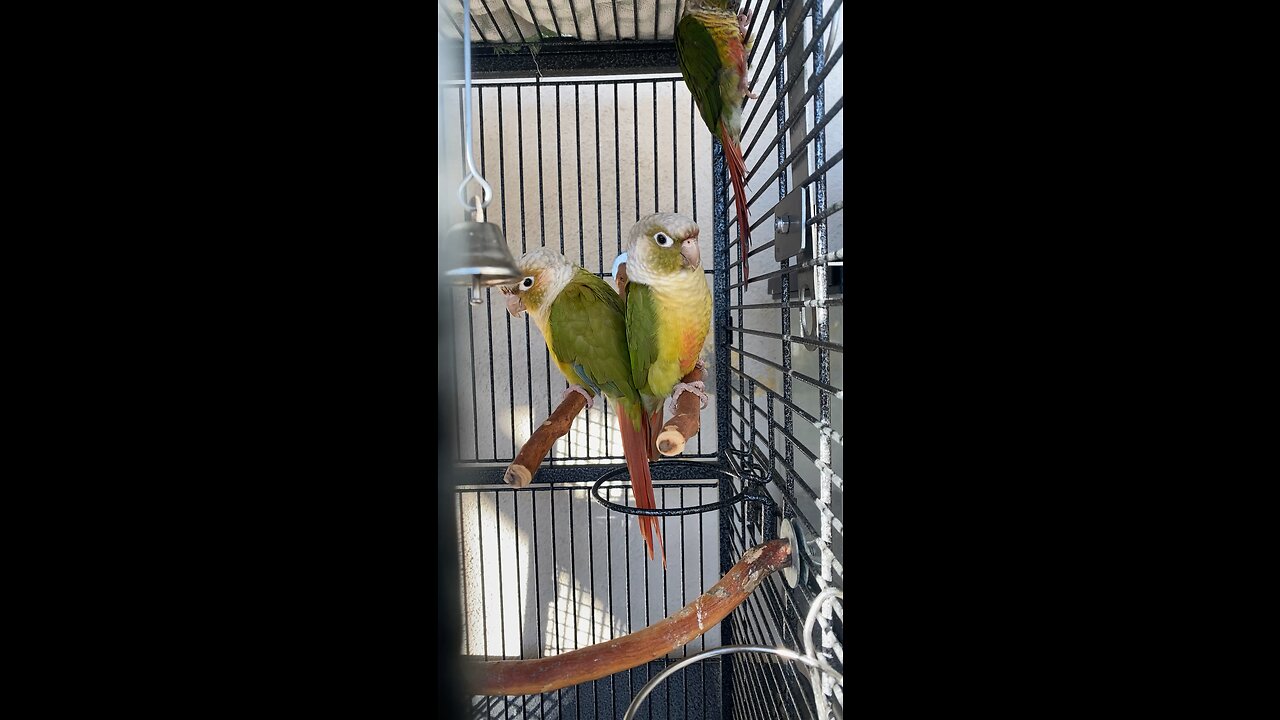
[561,385,595,410]
[738,13,750,38]
[665,380,709,416]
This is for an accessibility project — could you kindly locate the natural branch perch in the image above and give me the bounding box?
[463,539,792,696]
[503,392,588,487]
[657,364,705,457]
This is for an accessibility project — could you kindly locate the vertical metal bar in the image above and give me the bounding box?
[475,492,489,657]
[496,0,525,45]
[537,87,554,455]
[567,0,582,38]
[654,0,661,37]
[623,486,634,710]
[467,279,481,460]
[653,81,659,214]
[775,0,797,546]
[449,292,463,459]
[458,88,482,461]
[546,0,565,36]
[672,80,679,214]
[567,487,581,719]
[492,491,512,716]
[514,490,525,660]
[588,0,601,41]
[595,86,610,460]
[517,89,536,445]
[498,88,518,460]
[616,83,623,254]
[607,483,616,720]
[456,497,470,653]
[712,147,732,461]
[612,0,621,39]
[711,132,735,720]
[689,87,704,457]
[699,489,707,719]
[574,84,588,459]
[531,488,542,655]
[553,85,567,455]
[661,488,669,685]
[479,89,501,460]
[634,83,641,221]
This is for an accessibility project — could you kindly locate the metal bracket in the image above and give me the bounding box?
[772,186,810,262]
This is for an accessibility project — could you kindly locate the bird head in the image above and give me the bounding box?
[500,248,577,318]
[625,213,702,279]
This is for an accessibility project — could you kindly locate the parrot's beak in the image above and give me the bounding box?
[681,237,701,269]
[504,292,526,317]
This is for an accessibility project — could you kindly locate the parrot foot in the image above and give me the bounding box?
[665,380,709,416]
[561,385,595,410]
[738,13,750,38]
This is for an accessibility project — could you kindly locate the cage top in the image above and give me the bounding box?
[439,0,695,44]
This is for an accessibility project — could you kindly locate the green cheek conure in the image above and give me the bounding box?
[622,213,712,561]
[503,249,666,563]
[677,0,757,286]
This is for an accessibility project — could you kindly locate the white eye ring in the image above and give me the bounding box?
[521,276,535,289]
[654,232,674,247]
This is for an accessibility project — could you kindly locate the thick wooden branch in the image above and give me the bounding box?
[503,392,588,487]
[657,364,705,457]
[463,539,792,696]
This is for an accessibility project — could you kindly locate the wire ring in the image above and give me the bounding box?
[623,645,844,720]
[590,460,757,517]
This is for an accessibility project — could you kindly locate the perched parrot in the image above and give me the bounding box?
[501,249,665,562]
[676,0,757,286]
[622,212,713,468]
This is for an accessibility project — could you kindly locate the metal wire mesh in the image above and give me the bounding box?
[443,76,719,470]
[441,0,843,716]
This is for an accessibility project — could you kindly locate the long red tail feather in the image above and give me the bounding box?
[619,405,666,565]
[721,124,751,288]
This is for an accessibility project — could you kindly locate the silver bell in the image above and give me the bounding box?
[444,215,521,304]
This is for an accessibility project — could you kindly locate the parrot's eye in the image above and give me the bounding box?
[521,276,535,289]
[654,232,675,247]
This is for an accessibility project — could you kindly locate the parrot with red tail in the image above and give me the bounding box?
[502,249,666,562]
[676,0,757,286]
[621,214,712,567]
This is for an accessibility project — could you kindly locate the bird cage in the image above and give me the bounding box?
[438,1,843,717]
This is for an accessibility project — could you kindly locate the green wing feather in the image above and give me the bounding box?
[676,14,726,135]
[624,282,664,400]
[549,271,640,407]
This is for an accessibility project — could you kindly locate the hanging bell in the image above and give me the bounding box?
[444,203,521,304]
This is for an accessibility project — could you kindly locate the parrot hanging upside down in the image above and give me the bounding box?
[676,0,757,287]
[502,249,666,563]
[622,212,713,469]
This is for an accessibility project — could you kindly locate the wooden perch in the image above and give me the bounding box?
[503,391,588,488]
[463,539,792,696]
[657,364,705,457]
